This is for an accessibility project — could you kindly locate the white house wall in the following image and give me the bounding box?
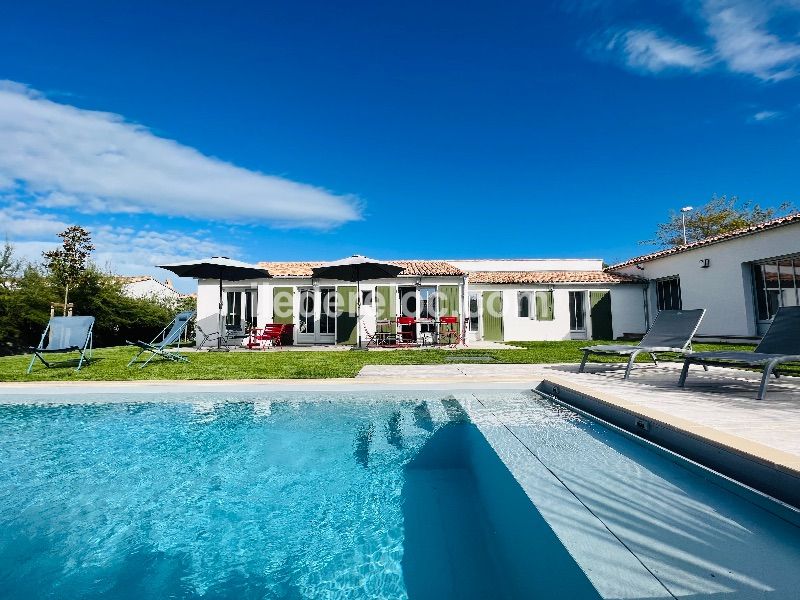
[469,284,645,341]
[197,275,646,344]
[449,259,604,272]
[614,222,800,337]
[609,285,648,339]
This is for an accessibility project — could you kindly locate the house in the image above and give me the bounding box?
[195,258,647,347]
[118,276,184,305]
[608,213,800,340]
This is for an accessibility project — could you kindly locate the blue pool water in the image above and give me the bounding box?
[1,391,798,599]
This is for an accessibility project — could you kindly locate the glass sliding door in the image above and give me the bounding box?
[753,256,800,333]
[297,287,336,344]
[568,291,587,339]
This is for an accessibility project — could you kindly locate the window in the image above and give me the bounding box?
[569,291,586,331]
[320,287,336,334]
[535,291,554,321]
[468,293,479,332]
[518,292,531,318]
[225,291,242,329]
[655,277,682,311]
[419,287,437,319]
[753,256,800,321]
[361,289,373,306]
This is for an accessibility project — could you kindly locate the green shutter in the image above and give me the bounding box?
[272,287,294,324]
[376,285,396,334]
[535,291,554,321]
[589,290,613,340]
[336,285,358,344]
[439,285,460,317]
[481,291,503,341]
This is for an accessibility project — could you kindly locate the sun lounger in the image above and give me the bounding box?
[27,316,95,373]
[579,309,706,379]
[678,306,800,400]
[127,310,195,368]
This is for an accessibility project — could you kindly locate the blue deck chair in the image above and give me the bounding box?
[679,306,800,400]
[579,309,706,379]
[27,316,95,374]
[127,310,196,368]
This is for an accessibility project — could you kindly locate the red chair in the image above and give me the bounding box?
[396,316,416,345]
[248,324,285,349]
[438,316,460,347]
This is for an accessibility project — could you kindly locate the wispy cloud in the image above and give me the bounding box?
[749,109,783,122]
[0,81,362,229]
[593,0,800,82]
[606,29,713,74]
[704,0,800,81]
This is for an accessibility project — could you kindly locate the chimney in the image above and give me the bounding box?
[164,278,174,289]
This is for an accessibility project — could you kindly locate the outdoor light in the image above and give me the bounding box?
[680,206,693,245]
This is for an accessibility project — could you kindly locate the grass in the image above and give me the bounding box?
[0,340,758,382]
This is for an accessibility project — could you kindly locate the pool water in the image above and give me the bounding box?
[1,391,798,599]
[2,393,584,600]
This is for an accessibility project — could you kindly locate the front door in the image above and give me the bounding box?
[297,287,336,344]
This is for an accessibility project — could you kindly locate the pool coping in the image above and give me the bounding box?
[539,376,800,508]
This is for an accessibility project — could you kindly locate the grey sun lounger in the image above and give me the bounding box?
[679,306,800,400]
[579,309,706,379]
[27,316,95,374]
[127,310,196,368]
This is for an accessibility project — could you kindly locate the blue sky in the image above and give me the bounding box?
[1,0,799,291]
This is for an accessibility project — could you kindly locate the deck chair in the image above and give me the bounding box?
[579,309,706,379]
[27,316,95,374]
[679,306,800,400]
[127,310,195,368]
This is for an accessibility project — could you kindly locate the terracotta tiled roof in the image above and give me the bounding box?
[608,212,800,270]
[468,271,645,284]
[116,275,153,284]
[258,260,464,278]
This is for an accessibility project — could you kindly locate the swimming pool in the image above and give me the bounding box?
[0,390,798,599]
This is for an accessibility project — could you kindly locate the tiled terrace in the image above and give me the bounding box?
[357,362,800,459]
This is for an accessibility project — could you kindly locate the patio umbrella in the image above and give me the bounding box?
[157,256,271,351]
[312,255,404,348]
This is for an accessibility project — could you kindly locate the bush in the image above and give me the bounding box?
[0,266,194,354]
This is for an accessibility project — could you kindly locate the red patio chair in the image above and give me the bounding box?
[438,316,460,347]
[397,316,416,345]
[249,324,285,349]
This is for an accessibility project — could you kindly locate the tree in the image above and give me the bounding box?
[42,226,95,314]
[644,195,796,248]
[0,238,21,284]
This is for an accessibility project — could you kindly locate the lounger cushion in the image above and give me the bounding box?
[686,351,800,366]
[582,344,685,354]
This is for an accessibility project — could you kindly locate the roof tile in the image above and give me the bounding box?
[468,271,644,284]
[257,260,464,277]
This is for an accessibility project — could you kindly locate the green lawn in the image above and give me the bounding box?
[0,341,756,382]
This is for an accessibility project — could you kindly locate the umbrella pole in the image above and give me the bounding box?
[209,274,230,352]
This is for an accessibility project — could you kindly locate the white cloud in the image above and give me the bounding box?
[607,29,713,73]
[704,0,800,81]
[0,82,362,228]
[597,0,800,82]
[3,219,240,293]
[750,109,783,121]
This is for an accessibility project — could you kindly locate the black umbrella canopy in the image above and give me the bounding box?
[157,256,270,281]
[311,255,403,281]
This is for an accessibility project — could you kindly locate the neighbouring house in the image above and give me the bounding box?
[118,276,184,305]
[608,213,800,340]
[195,258,647,347]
